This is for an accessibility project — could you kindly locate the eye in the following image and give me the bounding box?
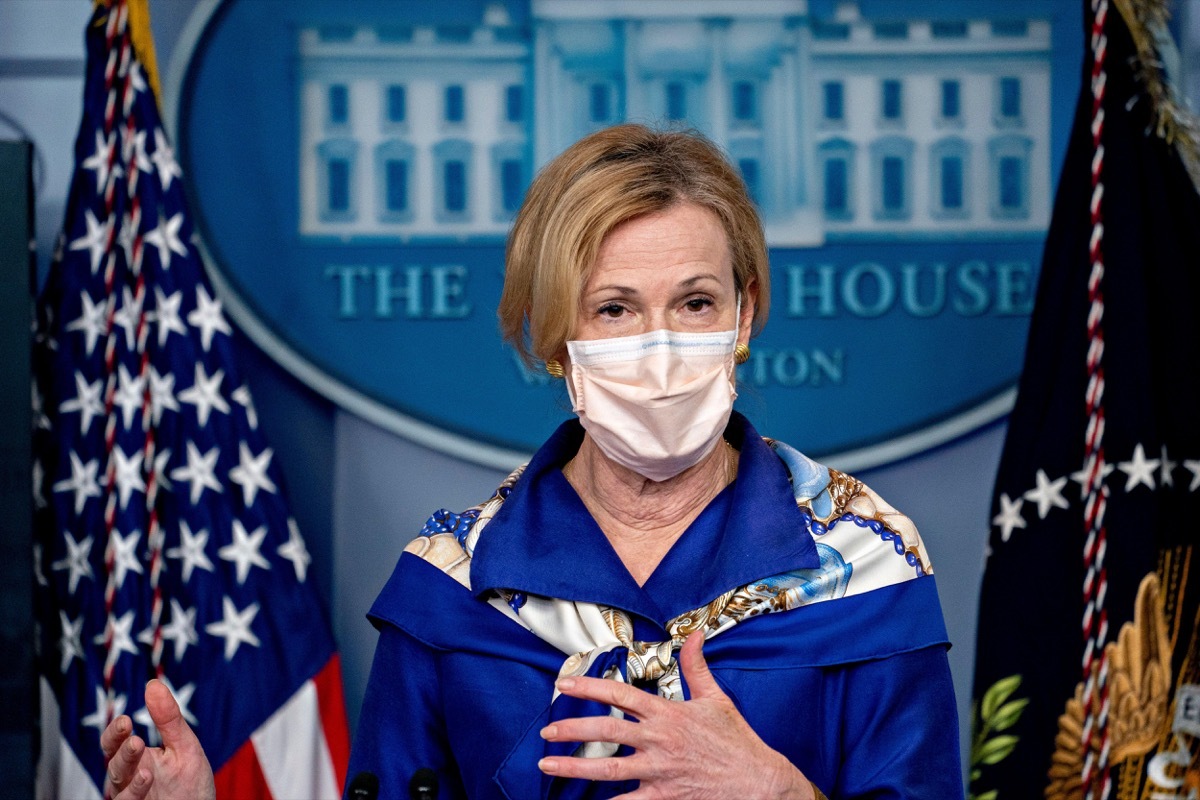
[684,297,713,312]
[597,303,626,318]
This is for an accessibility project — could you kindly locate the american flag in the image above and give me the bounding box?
[33,2,349,797]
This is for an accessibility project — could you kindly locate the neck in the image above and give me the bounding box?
[563,435,738,586]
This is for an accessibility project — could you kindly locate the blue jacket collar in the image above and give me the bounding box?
[469,412,819,627]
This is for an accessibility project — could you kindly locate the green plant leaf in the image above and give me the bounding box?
[990,698,1030,732]
[977,734,1020,765]
[981,675,1023,722]
[975,790,998,800]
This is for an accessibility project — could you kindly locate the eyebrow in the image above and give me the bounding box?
[585,273,725,297]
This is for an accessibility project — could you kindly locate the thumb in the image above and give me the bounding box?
[145,679,199,753]
[679,631,724,700]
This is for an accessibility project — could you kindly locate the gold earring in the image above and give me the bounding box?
[734,343,750,365]
[545,359,565,378]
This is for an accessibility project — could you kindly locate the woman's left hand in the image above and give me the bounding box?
[538,632,817,800]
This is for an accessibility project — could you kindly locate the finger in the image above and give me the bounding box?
[540,715,648,749]
[112,767,153,800]
[100,714,133,760]
[111,767,152,800]
[678,631,724,700]
[555,676,661,718]
[103,735,145,798]
[144,679,197,753]
[538,752,646,783]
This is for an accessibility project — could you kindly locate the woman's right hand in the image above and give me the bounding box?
[100,679,216,800]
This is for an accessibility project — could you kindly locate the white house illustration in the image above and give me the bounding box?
[297,0,1051,245]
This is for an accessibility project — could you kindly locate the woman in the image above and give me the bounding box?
[101,124,961,799]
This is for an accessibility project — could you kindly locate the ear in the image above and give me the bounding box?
[738,279,759,344]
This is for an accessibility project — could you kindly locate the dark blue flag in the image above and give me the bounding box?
[32,2,349,797]
[971,1,1200,798]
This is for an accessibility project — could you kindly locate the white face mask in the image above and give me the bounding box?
[565,324,739,482]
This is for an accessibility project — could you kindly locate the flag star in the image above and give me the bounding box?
[113,364,146,430]
[1160,446,1177,489]
[112,446,146,510]
[166,520,214,582]
[128,62,147,96]
[123,128,152,174]
[81,129,117,192]
[219,519,271,585]
[148,366,180,426]
[1184,460,1200,492]
[152,129,183,192]
[51,531,94,594]
[117,211,138,269]
[170,441,222,505]
[58,610,85,673]
[178,363,230,427]
[146,524,165,556]
[59,371,105,435]
[66,290,107,355]
[32,383,51,431]
[112,286,144,352]
[69,208,114,275]
[153,447,174,493]
[53,451,101,514]
[205,596,261,661]
[144,211,187,270]
[158,598,199,662]
[33,541,48,586]
[229,443,277,507]
[1070,460,1116,500]
[279,518,311,583]
[107,528,144,590]
[153,287,187,347]
[1118,443,1160,492]
[992,493,1026,543]
[187,285,232,352]
[232,385,258,430]
[1024,469,1070,519]
[81,686,127,735]
[93,609,139,674]
[32,459,48,510]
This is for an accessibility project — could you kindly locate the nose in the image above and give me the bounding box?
[642,306,673,333]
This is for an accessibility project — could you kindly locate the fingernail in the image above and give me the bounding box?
[539,725,557,739]
[556,677,576,691]
[538,758,557,774]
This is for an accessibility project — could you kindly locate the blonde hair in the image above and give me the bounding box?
[498,124,771,367]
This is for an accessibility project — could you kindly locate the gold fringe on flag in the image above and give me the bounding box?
[1112,0,1200,193]
[93,0,163,105]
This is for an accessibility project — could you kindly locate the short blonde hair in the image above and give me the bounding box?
[498,124,771,367]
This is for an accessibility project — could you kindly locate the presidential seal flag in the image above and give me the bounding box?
[32,1,349,797]
[971,1,1200,798]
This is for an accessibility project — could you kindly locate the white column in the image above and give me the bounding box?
[705,18,730,146]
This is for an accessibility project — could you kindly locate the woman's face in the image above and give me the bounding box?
[573,202,753,343]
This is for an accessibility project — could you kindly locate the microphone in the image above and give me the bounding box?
[348,772,379,800]
[409,768,438,800]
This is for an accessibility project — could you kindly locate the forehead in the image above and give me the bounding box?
[585,203,733,291]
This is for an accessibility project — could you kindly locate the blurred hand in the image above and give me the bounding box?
[538,632,817,800]
[100,679,216,800]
